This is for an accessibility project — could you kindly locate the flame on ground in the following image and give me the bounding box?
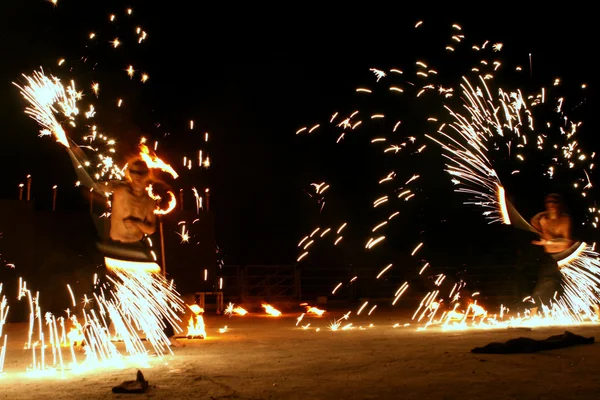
[224,302,248,316]
[186,304,206,339]
[306,306,326,316]
[262,303,282,317]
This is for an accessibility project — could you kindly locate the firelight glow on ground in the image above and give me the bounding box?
[1,311,599,399]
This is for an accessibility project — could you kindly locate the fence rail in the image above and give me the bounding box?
[217,262,532,305]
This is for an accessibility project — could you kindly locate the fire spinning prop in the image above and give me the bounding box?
[296,21,597,331]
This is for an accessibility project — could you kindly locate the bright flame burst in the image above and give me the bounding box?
[139,144,179,179]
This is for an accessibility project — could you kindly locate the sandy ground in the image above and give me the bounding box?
[1,309,600,399]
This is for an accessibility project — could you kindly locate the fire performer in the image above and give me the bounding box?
[529,193,573,315]
[99,158,184,347]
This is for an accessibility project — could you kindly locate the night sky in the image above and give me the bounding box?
[1,3,597,267]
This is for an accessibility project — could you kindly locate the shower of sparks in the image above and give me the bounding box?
[12,275,183,377]
[296,20,598,333]
[13,69,78,148]
[425,76,513,224]
[428,73,600,319]
[14,69,126,183]
[104,257,185,353]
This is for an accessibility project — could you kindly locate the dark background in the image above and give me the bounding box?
[0,3,597,288]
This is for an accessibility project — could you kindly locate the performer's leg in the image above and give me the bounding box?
[531,277,560,316]
[163,319,184,347]
[530,252,562,316]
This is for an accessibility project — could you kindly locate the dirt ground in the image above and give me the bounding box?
[1,309,599,399]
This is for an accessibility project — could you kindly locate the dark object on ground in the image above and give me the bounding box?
[471,331,594,354]
[507,327,533,332]
[112,370,149,393]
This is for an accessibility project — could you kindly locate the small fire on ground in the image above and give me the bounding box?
[186,304,206,339]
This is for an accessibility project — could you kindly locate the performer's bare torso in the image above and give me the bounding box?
[538,214,568,240]
[110,183,156,243]
[532,211,571,254]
